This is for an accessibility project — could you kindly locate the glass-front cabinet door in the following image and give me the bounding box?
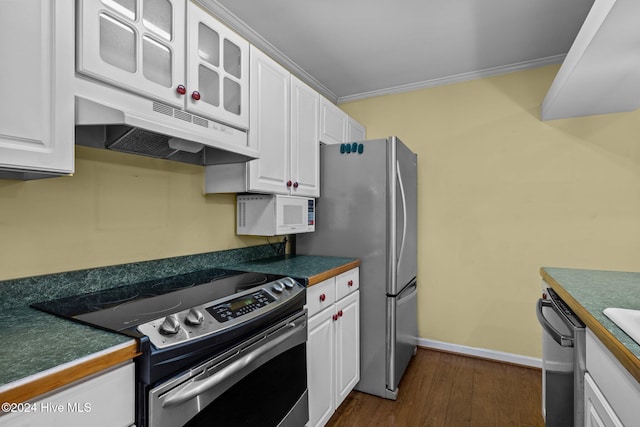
[186,1,249,130]
[77,0,186,107]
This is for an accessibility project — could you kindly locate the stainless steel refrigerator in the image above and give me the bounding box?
[297,136,418,400]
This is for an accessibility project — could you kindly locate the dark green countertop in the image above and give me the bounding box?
[227,255,360,286]
[0,245,278,398]
[541,267,640,382]
[0,248,358,401]
[0,309,134,389]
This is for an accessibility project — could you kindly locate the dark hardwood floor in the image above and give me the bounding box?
[326,348,544,427]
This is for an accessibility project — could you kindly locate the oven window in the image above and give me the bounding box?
[184,343,306,427]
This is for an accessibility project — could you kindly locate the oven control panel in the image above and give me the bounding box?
[208,290,276,322]
[137,277,304,349]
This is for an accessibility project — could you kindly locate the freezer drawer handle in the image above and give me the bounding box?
[536,298,574,347]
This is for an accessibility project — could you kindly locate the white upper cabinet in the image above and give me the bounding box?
[77,0,186,107]
[320,97,366,145]
[77,0,249,129]
[246,46,291,194]
[347,116,366,143]
[0,0,74,178]
[290,75,320,197]
[320,97,347,145]
[186,1,249,129]
[208,46,320,196]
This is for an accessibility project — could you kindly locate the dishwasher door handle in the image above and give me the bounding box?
[536,298,574,347]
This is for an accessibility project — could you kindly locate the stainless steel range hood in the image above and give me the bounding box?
[75,95,258,166]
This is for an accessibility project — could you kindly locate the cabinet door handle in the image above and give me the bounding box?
[338,310,343,317]
[286,180,293,188]
[191,91,201,101]
[332,314,339,321]
[176,85,186,95]
[348,280,353,287]
[293,181,299,188]
[319,294,326,302]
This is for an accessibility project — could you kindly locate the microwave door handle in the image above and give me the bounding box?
[161,320,305,408]
[536,298,574,347]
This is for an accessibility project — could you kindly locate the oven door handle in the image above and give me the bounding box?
[161,319,305,408]
[536,298,574,347]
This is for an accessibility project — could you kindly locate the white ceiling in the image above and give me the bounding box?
[201,0,595,103]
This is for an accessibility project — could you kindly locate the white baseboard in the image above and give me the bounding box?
[418,338,542,369]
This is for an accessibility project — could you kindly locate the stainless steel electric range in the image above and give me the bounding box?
[31,268,309,427]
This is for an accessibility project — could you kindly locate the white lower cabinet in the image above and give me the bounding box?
[0,362,135,427]
[584,373,623,427]
[585,328,640,427]
[307,304,336,427]
[306,268,360,427]
[334,291,360,407]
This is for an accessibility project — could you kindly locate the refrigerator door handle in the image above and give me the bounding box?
[396,160,408,266]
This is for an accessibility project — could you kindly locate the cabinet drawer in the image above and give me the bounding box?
[335,268,359,301]
[307,278,336,317]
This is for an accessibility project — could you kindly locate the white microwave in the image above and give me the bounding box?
[237,195,315,236]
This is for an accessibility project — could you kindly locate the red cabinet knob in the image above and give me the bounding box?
[338,310,343,317]
[176,85,186,95]
[348,280,353,287]
[293,181,299,188]
[191,91,201,101]
[286,180,293,187]
[319,294,326,302]
[332,314,338,321]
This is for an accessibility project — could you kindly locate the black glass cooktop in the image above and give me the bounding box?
[31,268,284,332]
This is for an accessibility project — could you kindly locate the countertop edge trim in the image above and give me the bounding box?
[307,260,361,286]
[0,340,139,404]
[540,268,640,384]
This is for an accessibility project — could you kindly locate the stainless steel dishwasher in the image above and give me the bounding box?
[536,286,586,427]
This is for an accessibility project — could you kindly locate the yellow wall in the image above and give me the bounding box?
[0,146,266,281]
[3,64,640,358]
[340,64,640,358]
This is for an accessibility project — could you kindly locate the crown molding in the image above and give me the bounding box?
[337,54,566,104]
